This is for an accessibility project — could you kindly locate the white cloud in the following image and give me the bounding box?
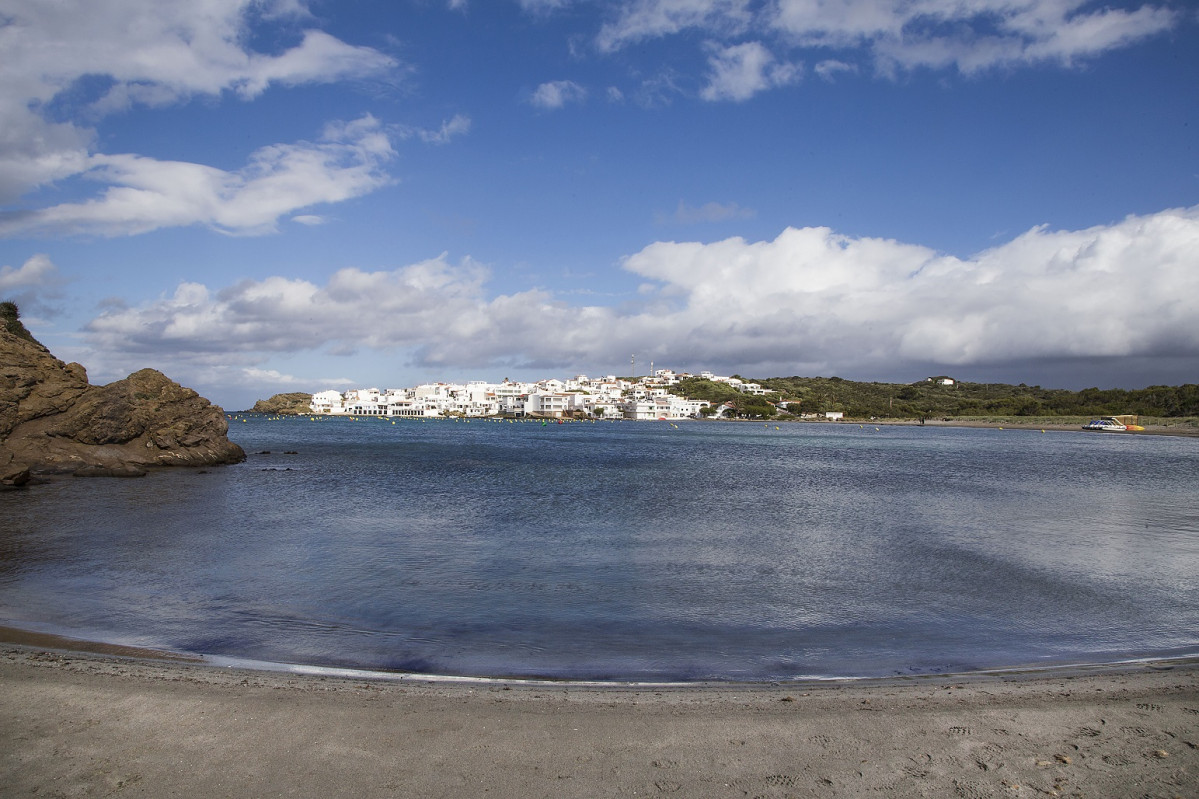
[0,115,395,238]
[529,80,589,109]
[597,0,754,52]
[814,59,857,81]
[618,205,1199,371]
[700,41,801,101]
[397,114,473,145]
[0,254,65,315]
[0,254,59,293]
[582,1,1179,92]
[78,205,1199,388]
[242,367,354,387]
[85,255,497,357]
[779,0,1179,74]
[0,0,397,203]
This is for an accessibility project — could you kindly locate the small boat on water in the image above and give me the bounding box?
[1082,414,1145,432]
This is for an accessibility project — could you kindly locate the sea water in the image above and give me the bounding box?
[1,417,1196,681]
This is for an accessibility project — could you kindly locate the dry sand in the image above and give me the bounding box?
[2,639,1196,799]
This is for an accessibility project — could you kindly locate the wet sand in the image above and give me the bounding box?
[2,641,1196,798]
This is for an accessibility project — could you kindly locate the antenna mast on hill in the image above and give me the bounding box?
[630,354,635,378]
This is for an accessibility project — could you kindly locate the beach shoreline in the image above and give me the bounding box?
[3,637,1196,797]
[916,418,1199,436]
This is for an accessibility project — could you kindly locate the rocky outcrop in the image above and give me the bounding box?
[251,392,314,415]
[1,328,245,484]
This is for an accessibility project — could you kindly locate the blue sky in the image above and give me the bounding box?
[2,0,1197,410]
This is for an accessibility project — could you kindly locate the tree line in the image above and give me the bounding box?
[668,376,1199,419]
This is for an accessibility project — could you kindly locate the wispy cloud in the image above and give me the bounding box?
[814,59,856,81]
[528,80,589,109]
[0,116,395,238]
[661,200,756,225]
[242,367,355,387]
[0,0,398,209]
[597,0,753,52]
[397,114,473,145]
[582,0,1180,98]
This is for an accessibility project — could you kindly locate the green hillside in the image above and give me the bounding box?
[671,376,1199,419]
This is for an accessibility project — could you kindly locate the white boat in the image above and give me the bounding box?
[1082,415,1145,432]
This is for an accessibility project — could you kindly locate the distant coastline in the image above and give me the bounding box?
[249,370,1199,428]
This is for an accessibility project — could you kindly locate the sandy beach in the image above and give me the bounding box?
[2,636,1196,799]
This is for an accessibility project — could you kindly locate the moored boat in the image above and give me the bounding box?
[1082,414,1145,432]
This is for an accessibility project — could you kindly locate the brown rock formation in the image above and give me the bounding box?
[251,392,314,415]
[1,327,245,485]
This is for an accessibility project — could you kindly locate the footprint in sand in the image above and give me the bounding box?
[952,778,994,799]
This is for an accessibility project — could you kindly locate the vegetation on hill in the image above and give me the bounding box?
[1,301,42,347]
[668,377,781,418]
[252,392,315,415]
[739,376,1199,419]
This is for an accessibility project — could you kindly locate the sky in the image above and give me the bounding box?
[2,0,1197,411]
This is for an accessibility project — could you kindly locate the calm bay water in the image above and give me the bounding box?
[2,417,1197,681]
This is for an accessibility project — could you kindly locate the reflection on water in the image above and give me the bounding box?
[1,418,1197,680]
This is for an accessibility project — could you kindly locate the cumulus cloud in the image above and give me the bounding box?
[80,206,1199,387]
[618,205,1199,372]
[0,115,395,238]
[529,80,589,109]
[0,0,397,208]
[0,254,59,292]
[0,254,66,316]
[700,41,801,101]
